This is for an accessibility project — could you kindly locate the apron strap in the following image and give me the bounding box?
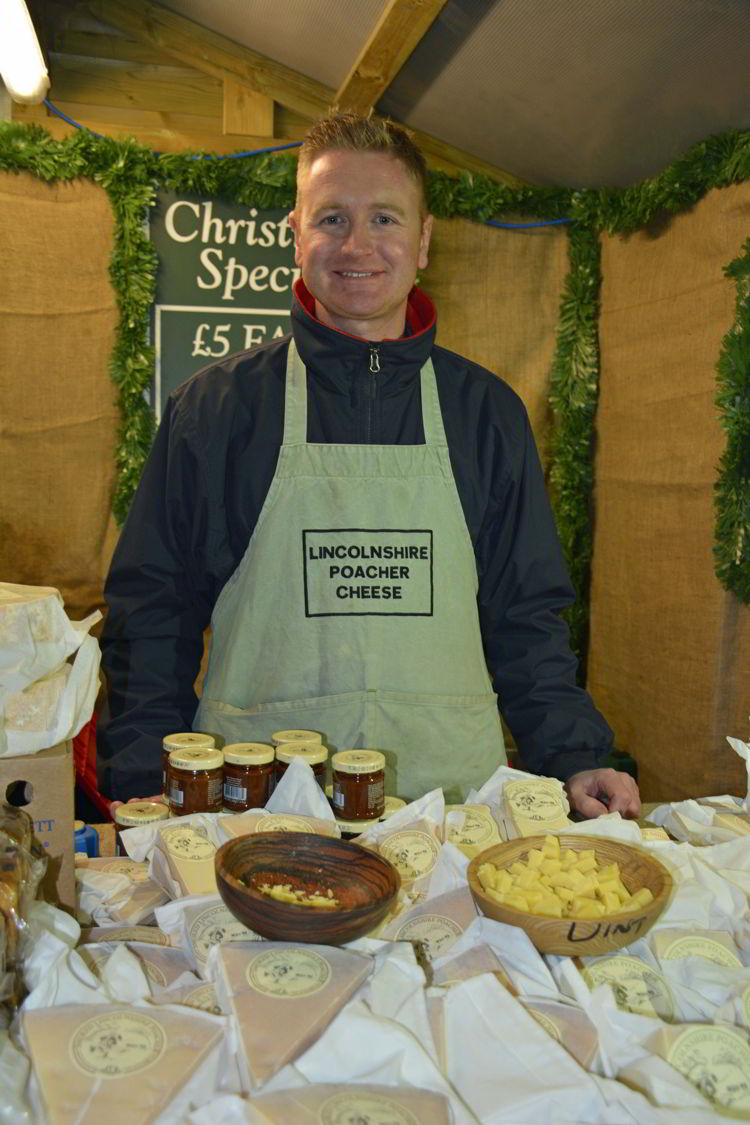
[284,338,448,447]
[283,339,308,446]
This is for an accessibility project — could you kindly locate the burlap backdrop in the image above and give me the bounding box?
[2,171,747,802]
[422,216,569,455]
[588,182,750,802]
[0,173,120,622]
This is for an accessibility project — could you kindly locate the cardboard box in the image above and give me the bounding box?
[0,740,75,911]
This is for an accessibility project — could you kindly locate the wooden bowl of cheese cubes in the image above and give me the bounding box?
[467,834,672,956]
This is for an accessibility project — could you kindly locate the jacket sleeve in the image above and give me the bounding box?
[476,409,613,781]
[97,396,216,800]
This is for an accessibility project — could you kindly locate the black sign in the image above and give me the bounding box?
[149,189,299,417]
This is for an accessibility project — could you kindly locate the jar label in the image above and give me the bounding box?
[393,914,463,959]
[583,956,675,1020]
[246,948,331,998]
[319,1091,420,1125]
[162,825,216,862]
[70,1011,166,1078]
[224,782,248,802]
[189,904,258,966]
[667,1026,750,1111]
[380,830,439,880]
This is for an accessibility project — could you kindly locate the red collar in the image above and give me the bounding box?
[292,279,436,341]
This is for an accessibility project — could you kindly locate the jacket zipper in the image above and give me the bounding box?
[366,346,380,442]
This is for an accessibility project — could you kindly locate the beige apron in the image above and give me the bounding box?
[195,340,505,802]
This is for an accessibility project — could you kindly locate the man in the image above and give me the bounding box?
[99,113,640,818]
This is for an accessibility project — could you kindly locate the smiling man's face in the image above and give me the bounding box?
[289,149,433,341]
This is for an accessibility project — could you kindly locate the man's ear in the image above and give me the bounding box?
[288,209,302,266]
[418,213,434,271]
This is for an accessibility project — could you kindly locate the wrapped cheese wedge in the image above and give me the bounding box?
[153,822,218,897]
[522,998,599,1068]
[650,927,743,968]
[582,953,676,1021]
[431,942,514,992]
[248,1083,454,1124]
[218,810,339,839]
[443,803,505,857]
[79,925,170,946]
[380,887,478,962]
[501,777,572,838]
[78,941,195,991]
[156,893,261,976]
[23,1003,223,1124]
[645,1022,750,1116]
[213,940,371,1090]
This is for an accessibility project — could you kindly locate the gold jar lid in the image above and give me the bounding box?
[381,795,406,819]
[335,815,380,835]
[271,729,322,746]
[169,746,224,771]
[114,800,170,827]
[162,731,215,751]
[276,741,328,765]
[332,750,385,775]
[223,742,275,766]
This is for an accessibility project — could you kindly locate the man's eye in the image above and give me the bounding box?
[321,215,342,225]
[374,215,395,224]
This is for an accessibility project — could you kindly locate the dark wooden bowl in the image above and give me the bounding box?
[215,832,401,945]
[468,835,673,956]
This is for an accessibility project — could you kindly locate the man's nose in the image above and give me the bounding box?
[342,220,373,254]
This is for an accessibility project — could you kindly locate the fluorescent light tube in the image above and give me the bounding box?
[0,0,50,103]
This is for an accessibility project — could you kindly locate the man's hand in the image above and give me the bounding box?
[564,768,641,820]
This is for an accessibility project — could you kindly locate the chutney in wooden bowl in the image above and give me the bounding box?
[215,832,400,945]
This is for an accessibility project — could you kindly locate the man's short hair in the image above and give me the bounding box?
[296,111,429,214]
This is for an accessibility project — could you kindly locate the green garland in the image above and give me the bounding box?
[0,120,748,662]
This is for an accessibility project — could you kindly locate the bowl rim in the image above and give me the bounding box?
[214,830,401,918]
[467,833,674,924]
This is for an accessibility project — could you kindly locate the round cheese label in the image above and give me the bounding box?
[184,982,222,1015]
[70,1011,166,1078]
[319,1091,420,1125]
[189,903,258,965]
[742,985,750,1028]
[140,960,167,988]
[528,1007,562,1042]
[99,859,150,882]
[163,825,216,862]
[394,914,463,959]
[583,956,675,1020]
[445,807,495,847]
[660,935,742,968]
[380,830,440,881]
[258,813,314,834]
[667,1025,750,1112]
[246,948,331,998]
[90,927,170,946]
[506,783,564,822]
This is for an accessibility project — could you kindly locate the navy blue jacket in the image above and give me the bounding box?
[98,282,613,799]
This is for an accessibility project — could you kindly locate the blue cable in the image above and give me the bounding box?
[41,100,572,226]
[486,218,573,228]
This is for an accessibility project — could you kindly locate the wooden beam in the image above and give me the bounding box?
[48,52,222,116]
[85,0,332,120]
[335,0,449,113]
[14,100,294,156]
[223,80,273,137]
[83,0,524,185]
